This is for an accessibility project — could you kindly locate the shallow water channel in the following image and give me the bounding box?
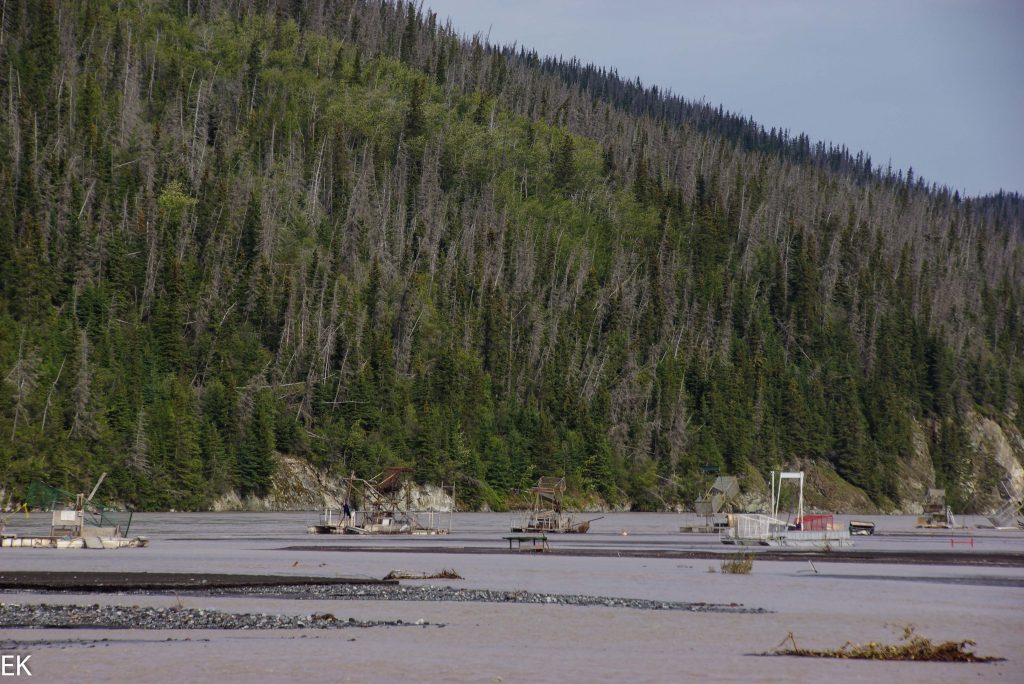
[1,512,1022,683]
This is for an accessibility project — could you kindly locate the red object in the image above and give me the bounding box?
[949,538,975,547]
[796,514,832,531]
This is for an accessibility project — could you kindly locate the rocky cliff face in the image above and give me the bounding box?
[714,409,1023,516]
[211,456,343,512]
[210,457,455,512]
[901,410,1023,514]
[964,413,1024,507]
[211,410,1024,514]
[398,485,456,513]
[878,409,1022,514]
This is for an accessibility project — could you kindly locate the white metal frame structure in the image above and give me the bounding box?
[770,471,804,524]
[721,470,852,548]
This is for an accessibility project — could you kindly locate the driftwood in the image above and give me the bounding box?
[768,625,1004,663]
[383,568,463,580]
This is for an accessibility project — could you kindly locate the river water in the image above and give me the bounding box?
[2,512,1022,683]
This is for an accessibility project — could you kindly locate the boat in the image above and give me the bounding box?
[848,520,876,535]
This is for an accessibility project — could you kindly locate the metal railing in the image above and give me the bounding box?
[720,514,787,543]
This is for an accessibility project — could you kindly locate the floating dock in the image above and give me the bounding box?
[720,471,852,548]
[307,468,453,535]
[1,474,148,550]
[510,477,602,534]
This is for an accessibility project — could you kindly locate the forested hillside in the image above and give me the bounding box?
[1,0,1021,511]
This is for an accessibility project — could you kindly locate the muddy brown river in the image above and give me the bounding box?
[1,512,1022,682]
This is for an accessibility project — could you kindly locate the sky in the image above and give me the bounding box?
[424,0,1024,197]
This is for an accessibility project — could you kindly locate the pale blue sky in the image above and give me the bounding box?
[425,0,1024,196]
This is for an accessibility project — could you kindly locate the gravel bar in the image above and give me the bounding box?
[0,572,394,592]
[0,603,437,630]
[204,583,769,613]
[279,544,1024,567]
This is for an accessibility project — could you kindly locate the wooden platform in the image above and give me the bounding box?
[502,535,550,552]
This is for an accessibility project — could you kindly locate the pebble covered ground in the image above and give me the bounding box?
[0,603,436,630]
[0,584,767,631]
[204,583,769,613]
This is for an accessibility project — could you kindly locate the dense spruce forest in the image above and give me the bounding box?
[1,0,1022,511]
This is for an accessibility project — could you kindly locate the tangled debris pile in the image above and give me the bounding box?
[769,625,1005,662]
[384,568,464,580]
[0,603,438,630]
